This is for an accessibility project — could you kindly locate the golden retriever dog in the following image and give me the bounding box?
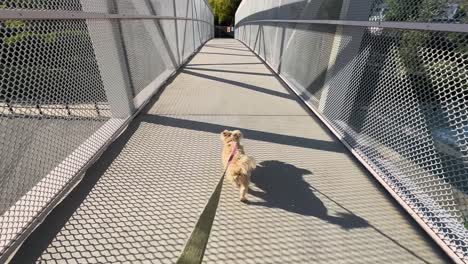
[221,130,256,202]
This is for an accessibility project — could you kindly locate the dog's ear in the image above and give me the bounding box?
[221,130,231,141]
[233,130,243,140]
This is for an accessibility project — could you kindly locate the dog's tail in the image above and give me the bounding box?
[239,155,256,175]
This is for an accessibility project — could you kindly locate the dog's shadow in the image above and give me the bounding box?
[249,160,369,230]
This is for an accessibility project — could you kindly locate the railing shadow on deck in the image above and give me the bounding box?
[10,107,448,264]
[182,69,296,100]
[188,62,263,66]
[142,114,345,153]
[10,39,452,264]
[198,52,256,57]
[10,115,142,264]
[184,66,274,76]
[9,116,345,263]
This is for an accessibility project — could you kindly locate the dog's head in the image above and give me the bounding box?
[221,130,243,144]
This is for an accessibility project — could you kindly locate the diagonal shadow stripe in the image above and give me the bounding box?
[185,67,273,76]
[182,69,296,100]
[141,114,345,153]
[198,52,255,57]
[203,45,251,52]
[187,62,263,66]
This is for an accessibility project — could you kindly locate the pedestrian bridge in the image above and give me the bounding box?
[0,1,467,263]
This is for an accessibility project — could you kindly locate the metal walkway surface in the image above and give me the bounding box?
[11,39,451,263]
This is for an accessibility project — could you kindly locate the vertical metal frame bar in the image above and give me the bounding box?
[81,0,134,118]
[172,0,182,64]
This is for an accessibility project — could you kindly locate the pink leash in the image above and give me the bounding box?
[225,142,238,172]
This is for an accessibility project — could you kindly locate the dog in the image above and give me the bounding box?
[221,130,256,202]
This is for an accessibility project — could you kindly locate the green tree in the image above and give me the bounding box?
[208,0,242,25]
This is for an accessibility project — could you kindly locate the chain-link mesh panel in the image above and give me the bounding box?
[192,0,201,49]
[176,0,193,62]
[236,0,468,24]
[252,22,277,68]
[120,19,171,96]
[183,17,196,61]
[369,0,467,23]
[0,18,114,254]
[0,0,115,13]
[280,23,336,108]
[0,20,108,105]
[0,0,84,11]
[323,27,468,256]
[237,0,467,261]
[0,0,213,260]
[150,0,180,65]
[0,0,215,19]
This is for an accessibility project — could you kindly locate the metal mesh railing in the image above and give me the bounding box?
[236,0,467,262]
[0,0,213,261]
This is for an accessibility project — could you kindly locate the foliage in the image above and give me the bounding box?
[208,0,242,25]
[385,0,448,22]
[384,0,467,22]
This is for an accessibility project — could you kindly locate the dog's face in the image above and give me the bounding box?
[221,130,243,144]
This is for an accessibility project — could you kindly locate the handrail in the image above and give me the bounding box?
[236,19,468,33]
[0,10,212,24]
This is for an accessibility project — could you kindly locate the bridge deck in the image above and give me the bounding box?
[12,39,450,263]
